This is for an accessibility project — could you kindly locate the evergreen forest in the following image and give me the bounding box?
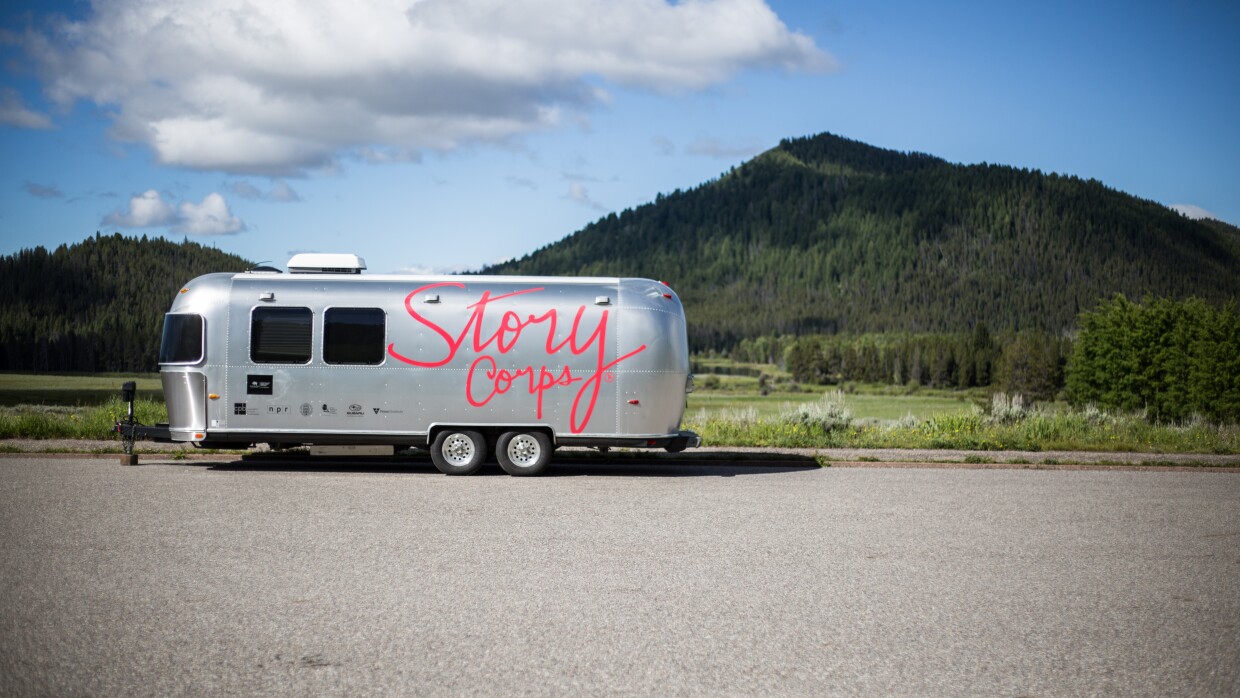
[487,133,1240,350]
[0,233,251,372]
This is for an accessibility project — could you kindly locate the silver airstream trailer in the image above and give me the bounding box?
[139,253,699,475]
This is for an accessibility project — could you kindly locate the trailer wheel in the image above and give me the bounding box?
[496,431,552,476]
[430,430,487,475]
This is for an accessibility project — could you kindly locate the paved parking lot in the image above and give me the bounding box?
[1,456,1237,695]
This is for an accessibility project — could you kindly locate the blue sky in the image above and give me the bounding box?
[2,0,1237,273]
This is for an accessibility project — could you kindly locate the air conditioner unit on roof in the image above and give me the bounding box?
[287,253,367,274]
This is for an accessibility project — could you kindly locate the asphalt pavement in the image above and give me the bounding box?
[1,456,1237,696]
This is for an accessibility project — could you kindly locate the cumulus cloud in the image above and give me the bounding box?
[0,88,53,129]
[16,0,830,175]
[103,189,245,234]
[1170,204,1217,221]
[176,193,245,235]
[103,190,177,228]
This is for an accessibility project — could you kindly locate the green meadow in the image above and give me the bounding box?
[0,368,1235,455]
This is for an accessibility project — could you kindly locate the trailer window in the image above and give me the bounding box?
[324,308,385,365]
[159,314,204,364]
[251,307,312,364]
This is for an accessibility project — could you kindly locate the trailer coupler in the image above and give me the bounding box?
[114,380,174,454]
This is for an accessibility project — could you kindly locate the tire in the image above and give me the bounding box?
[496,431,553,476]
[430,430,487,475]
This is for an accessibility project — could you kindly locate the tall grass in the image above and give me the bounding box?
[0,397,167,440]
[1,391,1236,455]
[684,392,1239,454]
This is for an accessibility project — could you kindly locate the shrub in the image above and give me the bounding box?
[779,391,852,433]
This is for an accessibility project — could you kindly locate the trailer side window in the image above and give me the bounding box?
[251,307,312,364]
[324,307,385,365]
[159,313,204,364]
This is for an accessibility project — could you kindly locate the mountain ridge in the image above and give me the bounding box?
[486,132,1240,349]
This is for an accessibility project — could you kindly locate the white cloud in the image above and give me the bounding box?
[103,190,177,228]
[228,178,301,202]
[17,0,831,174]
[176,193,245,235]
[0,88,53,129]
[102,189,245,234]
[566,181,606,212]
[1170,204,1217,221]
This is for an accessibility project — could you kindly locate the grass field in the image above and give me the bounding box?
[0,370,1235,455]
[689,392,975,422]
[0,372,162,406]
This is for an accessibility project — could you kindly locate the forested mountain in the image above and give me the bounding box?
[487,133,1240,350]
[0,233,251,371]
[4,133,1238,373]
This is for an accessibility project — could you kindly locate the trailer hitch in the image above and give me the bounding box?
[117,381,137,456]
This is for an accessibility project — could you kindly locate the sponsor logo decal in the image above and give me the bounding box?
[268,405,290,415]
[321,404,337,415]
[372,407,404,415]
[247,375,274,395]
[234,402,247,415]
[300,403,313,417]
[346,403,365,417]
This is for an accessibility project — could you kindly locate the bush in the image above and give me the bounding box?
[987,392,1029,424]
[779,391,852,433]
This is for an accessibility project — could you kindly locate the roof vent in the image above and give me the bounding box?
[287,253,366,274]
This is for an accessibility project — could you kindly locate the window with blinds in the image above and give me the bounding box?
[251,307,312,364]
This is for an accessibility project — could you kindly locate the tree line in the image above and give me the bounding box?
[754,296,1237,422]
[0,233,251,372]
[737,324,1068,401]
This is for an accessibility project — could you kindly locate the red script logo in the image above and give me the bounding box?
[387,283,646,433]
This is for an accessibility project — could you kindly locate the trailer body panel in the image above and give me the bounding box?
[155,270,695,454]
